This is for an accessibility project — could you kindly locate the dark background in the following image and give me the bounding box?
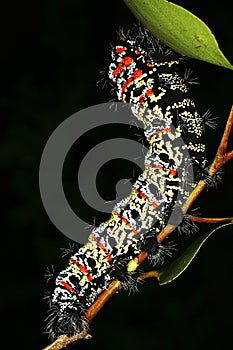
[1,1,232,349]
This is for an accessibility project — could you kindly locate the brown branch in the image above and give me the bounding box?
[42,326,91,350]
[85,279,121,323]
[226,149,233,161]
[188,215,233,224]
[214,104,233,157]
[137,270,159,280]
[85,251,149,321]
[43,105,233,350]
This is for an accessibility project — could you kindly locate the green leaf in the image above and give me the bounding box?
[123,0,233,70]
[158,223,233,285]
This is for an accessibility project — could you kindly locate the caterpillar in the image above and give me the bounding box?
[45,23,209,340]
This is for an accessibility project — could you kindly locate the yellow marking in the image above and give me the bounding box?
[127,259,138,272]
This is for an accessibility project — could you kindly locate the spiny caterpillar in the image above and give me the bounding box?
[45,23,210,340]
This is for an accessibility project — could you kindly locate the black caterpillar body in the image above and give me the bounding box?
[45,23,208,340]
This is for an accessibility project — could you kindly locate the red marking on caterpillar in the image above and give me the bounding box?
[115,46,127,53]
[147,128,172,140]
[70,258,93,281]
[114,211,138,235]
[57,280,76,294]
[133,68,143,79]
[134,187,159,209]
[156,127,172,135]
[121,69,143,97]
[92,235,113,262]
[152,201,159,209]
[134,188,147,199]
[146,163,177,177]
[138,88,155,106]
[112,56,134,77]
[170,169,177,176]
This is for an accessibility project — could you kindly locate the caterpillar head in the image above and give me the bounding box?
[107,22,187,113]
[45,287,85,340]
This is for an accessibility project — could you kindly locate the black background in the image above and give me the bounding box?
[1,1,233,349]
